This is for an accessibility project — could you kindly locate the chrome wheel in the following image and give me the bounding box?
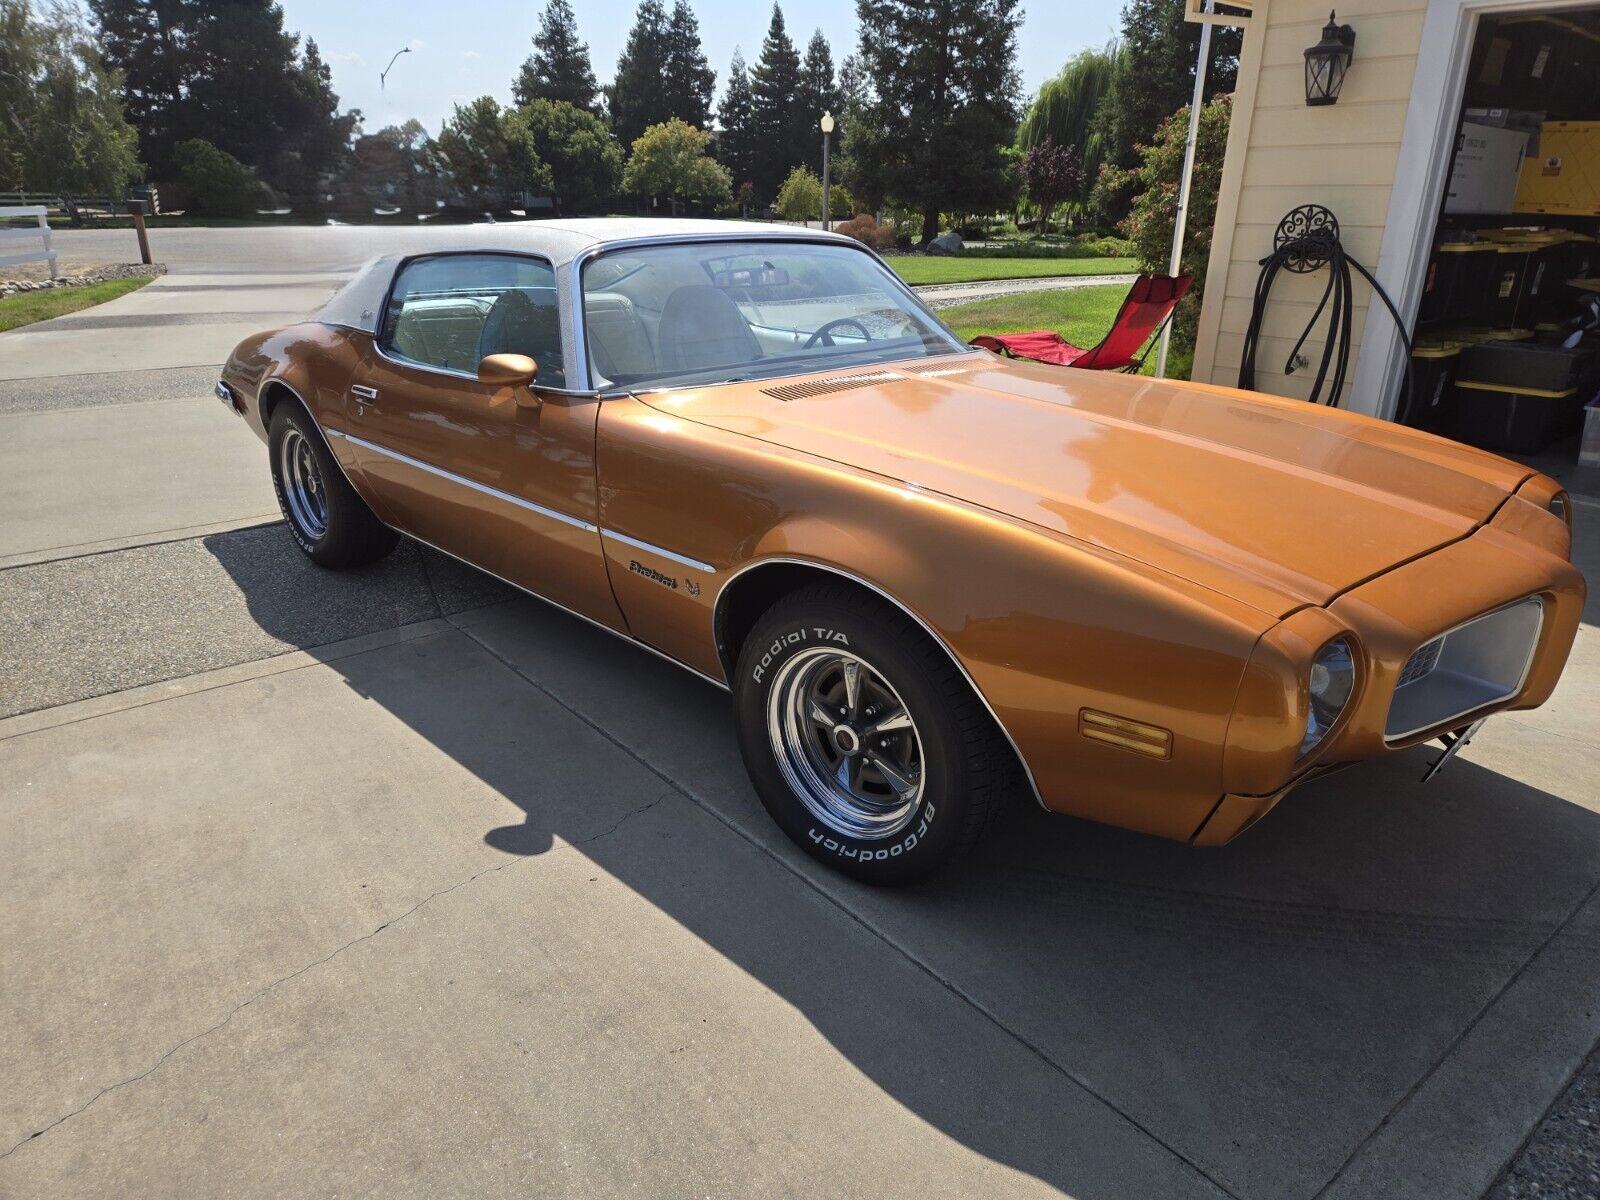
[766,648,925,840]
[278,426,328,540]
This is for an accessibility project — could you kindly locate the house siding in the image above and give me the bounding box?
[1193,0,1430,404]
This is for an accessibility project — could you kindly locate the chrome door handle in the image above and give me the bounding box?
[350,385,379,400]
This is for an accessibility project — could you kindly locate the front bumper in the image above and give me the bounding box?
[1199,501,1584,843]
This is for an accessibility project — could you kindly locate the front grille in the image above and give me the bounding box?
[1385,597,1544,742]
[1397,637,1444,688]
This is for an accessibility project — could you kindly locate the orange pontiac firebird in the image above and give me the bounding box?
[220,219,1585,883]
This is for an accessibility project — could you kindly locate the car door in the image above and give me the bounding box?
[343,251,623,629]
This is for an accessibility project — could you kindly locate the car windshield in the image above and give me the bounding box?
[580,239,967,389]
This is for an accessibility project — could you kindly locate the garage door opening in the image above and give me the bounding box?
[1408,6,1600,479]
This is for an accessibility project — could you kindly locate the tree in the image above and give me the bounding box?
[621,118,731,215]
[514,0,600,112]
[438,96,552,207]
[775,165,853,222]
[1094,0,1239,177]
[1018,137,1082,232]
[660,0,715,130]
[173,137,266,215]
[516,99,622,214]
[716,50,758,196]
[1017,44,1115,210]
[0,0,141,199]
[88,0,357,207]
[1101,94,1231,373]
[608,0,670,150]
[346,120,452,210]
[848,0,1023,243]
[748,4,802,199]
[797,30,838,128]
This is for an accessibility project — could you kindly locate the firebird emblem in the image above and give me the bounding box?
[685,579,701,597]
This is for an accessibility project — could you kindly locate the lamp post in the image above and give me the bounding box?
[380,46,411,92]
[820,111,835,230]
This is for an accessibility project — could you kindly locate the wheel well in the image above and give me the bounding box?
[716,561,884,678]
[257,379,303,428]
[715,558,1043,809]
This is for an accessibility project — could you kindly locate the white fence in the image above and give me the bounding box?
[0,207,58,279]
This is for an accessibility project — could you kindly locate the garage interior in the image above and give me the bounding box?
[1411,7,1600,484]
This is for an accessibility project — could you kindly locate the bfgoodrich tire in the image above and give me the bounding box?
[268,403,397,568]
[734,581,1017,884]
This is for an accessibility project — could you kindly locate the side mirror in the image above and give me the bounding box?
[477,352,540,407]
[478,352,538,386]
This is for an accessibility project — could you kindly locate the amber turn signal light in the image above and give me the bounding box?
[1079,709,1173,759]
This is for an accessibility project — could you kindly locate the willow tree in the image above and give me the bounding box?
[1016,43,1117,210]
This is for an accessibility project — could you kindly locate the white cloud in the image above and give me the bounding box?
[461,50,481,60]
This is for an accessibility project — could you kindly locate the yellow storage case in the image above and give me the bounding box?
[1515,121,1600,215]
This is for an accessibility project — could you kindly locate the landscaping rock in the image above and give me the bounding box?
[0,262,166,299]
[927,231,964,256]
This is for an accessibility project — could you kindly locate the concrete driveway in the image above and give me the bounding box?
[1,228,1597,1198]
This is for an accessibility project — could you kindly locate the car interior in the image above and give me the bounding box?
[582,243,958,388]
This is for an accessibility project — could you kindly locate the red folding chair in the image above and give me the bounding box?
[969,274,1194,373]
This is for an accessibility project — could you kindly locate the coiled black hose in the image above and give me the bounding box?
[1238,206,1415,418]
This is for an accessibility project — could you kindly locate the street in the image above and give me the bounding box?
[2,226,1598,1199]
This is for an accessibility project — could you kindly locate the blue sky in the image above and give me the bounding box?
[276,0,1116,136]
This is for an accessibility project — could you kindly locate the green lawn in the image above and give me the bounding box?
[0,276,154,332]
[885,255,1137,286]
[937,283,1128,346]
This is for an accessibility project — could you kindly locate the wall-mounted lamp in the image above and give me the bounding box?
[1304,11,1355,106]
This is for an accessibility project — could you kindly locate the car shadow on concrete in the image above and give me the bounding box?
[210,526,1600,1200]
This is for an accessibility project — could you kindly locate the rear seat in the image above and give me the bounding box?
[585,292,655,382]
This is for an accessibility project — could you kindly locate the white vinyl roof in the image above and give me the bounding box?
[315,218,854,338]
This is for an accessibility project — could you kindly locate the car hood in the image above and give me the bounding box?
[640,355,1533,616]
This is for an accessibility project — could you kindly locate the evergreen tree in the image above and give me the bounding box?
[797,30,837,129]
[1095,0,1238,175]
[513,0,600,112]
[88,0,356,206]
[608,0,671,150]
[848,0,1023,243]
[660,1,715,130]
[438,95,552,207]
[716,49,758,195]
[515,98,622,214]
[748,4,802,199]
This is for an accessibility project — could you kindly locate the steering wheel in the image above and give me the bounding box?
[802,317,872,349]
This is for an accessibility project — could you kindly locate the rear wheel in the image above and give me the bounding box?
[268,403,396,568]
[734,582,1017,884]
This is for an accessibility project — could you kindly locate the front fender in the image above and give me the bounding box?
[598,396,1273,840]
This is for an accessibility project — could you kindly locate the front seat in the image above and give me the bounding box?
[478,289,564,387]
[656,285,761,374]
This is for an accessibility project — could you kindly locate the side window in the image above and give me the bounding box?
[380,254,565,387]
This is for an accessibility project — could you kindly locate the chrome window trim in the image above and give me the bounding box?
[370,249,599,399]
[1383,595,1546,743]
[601,529,716,574]
[336,430,598,533]
[711,555,1048,812]
[568,233,978,394]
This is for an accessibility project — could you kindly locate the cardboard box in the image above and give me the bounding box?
[1515,120,1600,215]
[1447,122,1530,214]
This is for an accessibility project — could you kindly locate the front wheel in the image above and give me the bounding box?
[734,582,1016,884]
[268,402,396,568]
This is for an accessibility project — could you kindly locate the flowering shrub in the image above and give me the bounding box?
[1096,94,1231,374]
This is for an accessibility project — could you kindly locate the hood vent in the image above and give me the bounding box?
[761,370,901,401]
